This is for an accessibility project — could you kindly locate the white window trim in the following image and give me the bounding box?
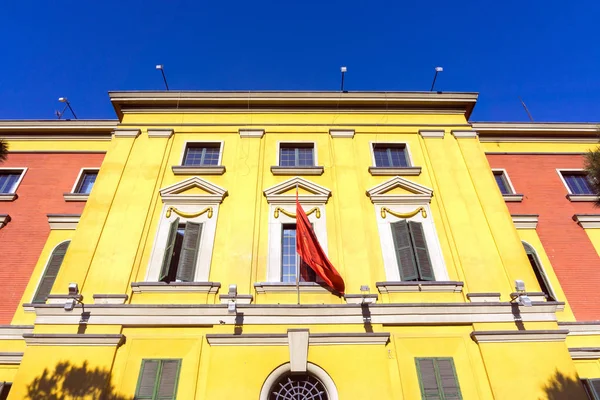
[276,141,318,166]
[0,167,27,194]
[491,168,517,194]
[146,204,219,282]
[266,204,328,282]
[556,168,588,195]
[369,142,413,167]
[375,204,448,281]
[179,141,224,166]
[522,240,558,301]
[32,240,70,303]
[70,168,99,193]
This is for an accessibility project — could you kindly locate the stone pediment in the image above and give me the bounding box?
[159,177,227,205]
[366,176,433,205]
[264,177,331,205]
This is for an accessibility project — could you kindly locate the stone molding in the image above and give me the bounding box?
[329,129,355,138]
[23,334,125,346]
[511,214,539,229]
[171,166,226,175]
[47,214,80,230]
[131,282,221,294]
[0,325,33,340]
[418,130,445,138]
[270,166,324,176]
[368,167,422,176]
[376,281,463,293]
[239,129,265,138]
[206,331,390,346]
[147,129,174,138]
[471,330,569,343]
[573,214,600,229]
[113,129,140,138]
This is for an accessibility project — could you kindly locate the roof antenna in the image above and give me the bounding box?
[519,96,534,121]
[340,66,347,92]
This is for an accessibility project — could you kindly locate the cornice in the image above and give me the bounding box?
[0,352,24,364]
[26,301,564,326]
[0,120,116,141]
[511,214,539,229]
[471,329,569,343]
[23,333,125,346]
[573,214,600,228]
[109,91,479,119]
[206,332,390,346]
[559,322,600,336]
[0,325,33,340]
[47,214,80,230]
[569,347,600,359]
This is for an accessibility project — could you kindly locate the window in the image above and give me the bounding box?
[391,220,434,281]
[135,359,181,400]
[269,373,328,400]
[523,242,556,301]
[583,379,600,400]
[561,171,594,195]
[279,144,315,167]
[32,241,70,304]
[493,170,513,195]
[0,382,11,400]
[415,358,462,400]
[373,144,409,168]
[160,219,203,283]
[281,224,317,283]
[74,170,98,194]
[0,170,25,194]
[183,143,221,166]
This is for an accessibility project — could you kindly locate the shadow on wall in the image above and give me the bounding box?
[542,370,588,400]
[26,361,130,400]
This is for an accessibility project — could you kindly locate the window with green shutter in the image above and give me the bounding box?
[583,378,600,399]
[159,220,203,283]
[32,241,70,304]
[416,358,462,400]
[135,359,182,400]
[391,220,434,281]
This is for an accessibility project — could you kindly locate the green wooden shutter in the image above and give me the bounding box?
[159,218,180,281]
[408,221,434,281]
[135,359,181,400]
[32,241,70,304]
[135,360,160,399]
[437,359,462,399]
[156,360,181,399]
[416,358,462,400]
[391,221,419,281]
[176,222,203,282]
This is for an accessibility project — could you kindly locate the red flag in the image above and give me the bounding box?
[296,197,345,295]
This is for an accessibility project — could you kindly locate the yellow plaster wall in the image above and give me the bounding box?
[582,229,600,258]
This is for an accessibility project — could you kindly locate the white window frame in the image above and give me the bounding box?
[0,167,27,194]
[70,168,99,194]
[266,204,328,282]
[375,204,448,281]
[557,168,591,195]
[369,142,413,167]
[146,203,219,282]
[491,168,517,195]
[276,141,318,167]
[179,141,224,166]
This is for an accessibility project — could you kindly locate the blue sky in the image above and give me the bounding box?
[1,0,599,122]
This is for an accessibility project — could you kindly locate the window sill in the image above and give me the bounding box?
[172,165,226,175]
[467,292,501,302]
[270,166,324,176]
[368,167,421,176]
[503,194,524,202]
[376,281,464,294]
[343,294,378,304]
[63,193,89,202]
[93,294,129,305]
[254,282,333,294]
[131,282,221,294]
[0,193,17,202]
[47,214,80,230]
[567,194,600,202]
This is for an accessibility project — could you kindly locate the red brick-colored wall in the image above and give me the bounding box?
[0,153,104,323]
[487,154,600,321]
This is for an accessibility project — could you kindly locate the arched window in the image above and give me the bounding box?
[522,242,556,301]
[32,241,70,304]
[269,373,328,400]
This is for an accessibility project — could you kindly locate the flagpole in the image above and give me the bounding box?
[296,183,300,305]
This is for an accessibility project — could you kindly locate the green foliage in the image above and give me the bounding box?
[0,140,7,163]
[584,146,600,204]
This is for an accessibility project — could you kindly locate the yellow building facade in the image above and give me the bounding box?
[0,92,595,399]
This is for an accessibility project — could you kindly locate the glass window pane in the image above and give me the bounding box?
[0,173,21,194]
[388,148,408,167]
[77,172,97,194]
[564,173,593,195]
[281,226,297,283]
[184,144,221,166]
[297,147,314,167]
[279,147,297,167]
[373,145,407,167]
[494,172,511,195]
[373,148,390,167]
